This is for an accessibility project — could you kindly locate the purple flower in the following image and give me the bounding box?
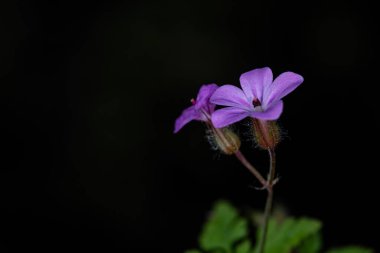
[210,67,303,128]
[174,84,219,133]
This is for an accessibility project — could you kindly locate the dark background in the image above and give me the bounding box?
[1,0,379,252]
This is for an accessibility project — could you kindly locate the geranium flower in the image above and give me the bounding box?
[174,84,218,133]
[210,67,303,128]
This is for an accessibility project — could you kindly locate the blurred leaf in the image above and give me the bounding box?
[253,217,322,253]
[325,246,374,253]
[235,240,251,253]
[297,232,323,253]
[185,201,372,253]
[199,200,248,253]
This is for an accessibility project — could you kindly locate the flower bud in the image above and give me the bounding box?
[252,119,281,150]
[212,127,241,155]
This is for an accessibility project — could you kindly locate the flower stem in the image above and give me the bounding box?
[234,150,267,188]
[208,124,267,188]
[258,148,276,253]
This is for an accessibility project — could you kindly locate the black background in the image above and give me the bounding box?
[1,0,379,252]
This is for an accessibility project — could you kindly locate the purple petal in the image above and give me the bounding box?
[174,105,202,133]
[264,72,303,106]
[240,67,273,103]
[195,84,219,111]
[251,100,284,120]
[210,85,251,110]
[211,107,250,128]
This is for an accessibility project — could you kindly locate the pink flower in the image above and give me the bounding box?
[210,67,303,128]
[174,84,218,133]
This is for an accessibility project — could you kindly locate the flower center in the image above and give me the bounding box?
[252,98,261,107]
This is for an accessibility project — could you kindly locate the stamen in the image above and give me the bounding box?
[190,98,196,105]
[253,98,261,107]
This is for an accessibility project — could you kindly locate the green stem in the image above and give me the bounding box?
[258,149,276,253]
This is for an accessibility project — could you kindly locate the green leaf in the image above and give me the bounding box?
[253,217,322,253]
[184,250,202,253]
[326,246,374,253]
[199,200,248,253]
[297,232,322,253]
[235,240,251,253]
